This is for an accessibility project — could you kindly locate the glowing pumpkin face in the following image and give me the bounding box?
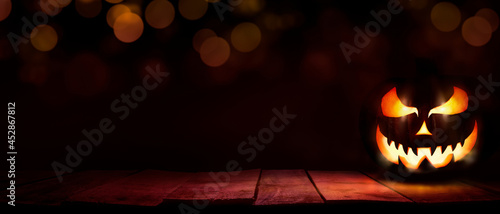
[376,86,477,169]
[360,80,482,173]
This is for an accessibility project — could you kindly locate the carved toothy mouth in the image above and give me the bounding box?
[376,121,478,169]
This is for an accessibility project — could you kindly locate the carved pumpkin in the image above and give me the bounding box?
[377,86,477,169]
[360,77,486,173]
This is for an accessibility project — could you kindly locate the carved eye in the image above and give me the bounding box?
[381,87,418,117]
[428,87,468,117]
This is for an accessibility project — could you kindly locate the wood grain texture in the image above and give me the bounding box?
[371,174,500,203]
[461,173,500,195]
[254,170,323,205]
[6,170,136,205]
[308,171,411,203]
[164,169,261,205]
[462,180,500,195]
[3,169,499,206]
[68,170,192,206]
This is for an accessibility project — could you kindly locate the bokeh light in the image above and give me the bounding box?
[113,12,144,43]
[106,0,123,3]
[145,0,175,29]
[235,0,265,16]
[262,13,281,30]
[231,22,261,52]
[200,37,230,67]
[179,0,208,20]
[476,8,499,32]
[30,25,58,52]
[193,28,216,52]
[260,12,300,31]
[462,16,492,47]
[431,2,461,32]
[123,2,142,16]
[75,0,102,18]
[106,4,131,28]
[407,0,427,10]
[0,0,12,21]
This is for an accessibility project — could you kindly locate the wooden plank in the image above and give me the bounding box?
[308,171,411,203]
[2,170,135,205]
[67,170,192,206]
[462,179,500,195]
[164,169,261,204]
[461,172,500,195]
[254,170,323,205]
[1,170,56,188]
[370,173,500,203]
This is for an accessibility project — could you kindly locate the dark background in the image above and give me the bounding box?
[2,0,500,173]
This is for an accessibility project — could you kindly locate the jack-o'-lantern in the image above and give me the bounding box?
[359,76,490,173]
[377,86,476,169]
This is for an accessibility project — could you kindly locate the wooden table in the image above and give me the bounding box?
[2,169,500,210]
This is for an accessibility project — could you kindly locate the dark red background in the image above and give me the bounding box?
[3,0,500,173]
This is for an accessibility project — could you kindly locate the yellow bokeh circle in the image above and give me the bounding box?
[431,2,461,32]
[145,0,175,29]
[231,22,261,52]
[30,24,58,52]
[113,12,144,43]
[200,37,230,67]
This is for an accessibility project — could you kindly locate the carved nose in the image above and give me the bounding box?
[416,121,432,135]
